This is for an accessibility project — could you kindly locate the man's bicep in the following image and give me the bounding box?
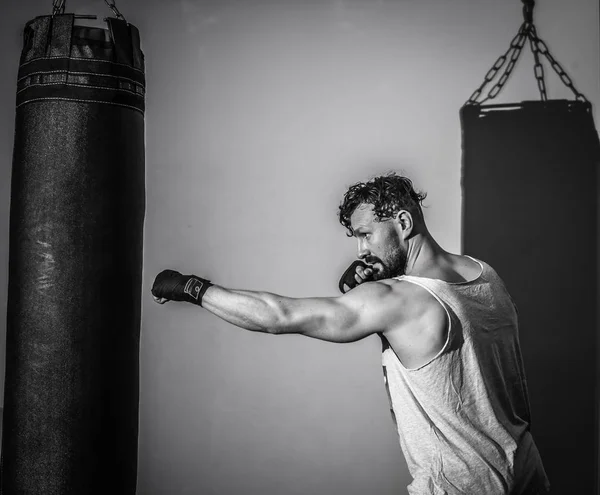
[290,282,395,343]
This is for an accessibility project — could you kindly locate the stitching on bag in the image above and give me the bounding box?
[18,69,144,88]
[20,56,144,73]
[16,97,144,114]
[17,81,144,97]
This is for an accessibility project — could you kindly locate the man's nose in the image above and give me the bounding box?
[357,241,369,260]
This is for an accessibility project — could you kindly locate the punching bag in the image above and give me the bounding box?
[461,99,599,494]
[1,6,145,494]
[461,3,599,493]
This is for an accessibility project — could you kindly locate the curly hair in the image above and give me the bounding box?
[338,173,427,236]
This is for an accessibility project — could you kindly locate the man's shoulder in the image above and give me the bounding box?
[362,277,421,299]
[343,277,443,313]
[341,278,425,317]
[376,278,445,320]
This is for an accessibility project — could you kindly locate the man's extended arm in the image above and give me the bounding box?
[152,271,399,343]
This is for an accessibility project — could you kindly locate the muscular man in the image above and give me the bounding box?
[152,173,550,495]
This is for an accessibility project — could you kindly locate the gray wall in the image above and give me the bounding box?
[0,1,598,494]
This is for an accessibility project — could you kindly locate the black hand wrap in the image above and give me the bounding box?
[152,269,213,307]
[338,260,368,294]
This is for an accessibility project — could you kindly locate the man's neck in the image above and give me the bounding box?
[403,233,446,277]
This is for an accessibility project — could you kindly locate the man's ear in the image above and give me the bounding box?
[395,210,414,239]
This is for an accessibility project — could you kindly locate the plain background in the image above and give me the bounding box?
[0,1,599,494]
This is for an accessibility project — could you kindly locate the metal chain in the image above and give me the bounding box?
[51,0,125,21]
[527,25,547,101]
[466,1,588,105]
[530,27,587,102]
[52,0,65,15]
[484,26,529,102]
[522,0,534,24]
[104,0,125,20]
[466,24,528,105]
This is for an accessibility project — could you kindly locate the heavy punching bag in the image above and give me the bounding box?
[461,2,598,493]
[1,1,145,493]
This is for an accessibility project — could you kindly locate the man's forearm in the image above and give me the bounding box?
[201,286,289,334]
[151,270,306,334]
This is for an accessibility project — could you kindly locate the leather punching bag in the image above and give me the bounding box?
[461,100,599,493]
[1,12,145,495]
[461,5,599,489]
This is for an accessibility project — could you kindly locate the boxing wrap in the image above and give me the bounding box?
[152,270,213,306]
[338,260,369,293]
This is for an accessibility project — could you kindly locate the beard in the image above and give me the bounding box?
[366,244,407,281]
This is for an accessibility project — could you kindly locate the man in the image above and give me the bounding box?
[152,173,550,495]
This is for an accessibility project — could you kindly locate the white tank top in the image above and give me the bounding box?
[381,257,550,495]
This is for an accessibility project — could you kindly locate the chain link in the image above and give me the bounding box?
[528,26,547,101]
[522,0,534,24]
[466,4,588,105]
[52,0,65,15]
[51,0,125,21]
[104,0,125,20]
[466,25,528,105]
[532,33,587,101]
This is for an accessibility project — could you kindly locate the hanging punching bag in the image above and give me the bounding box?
[1,3,145,494]
[461,3,598,494]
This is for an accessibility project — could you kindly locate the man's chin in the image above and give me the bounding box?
[371,265,404,281]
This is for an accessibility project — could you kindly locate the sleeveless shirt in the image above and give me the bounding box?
[381,257,550,495]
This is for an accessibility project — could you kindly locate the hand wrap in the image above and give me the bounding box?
[338,260,368,294]
[152,269,213,306]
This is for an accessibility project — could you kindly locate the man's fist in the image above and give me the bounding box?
[151,269,213,307]
[339,260,374,294]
